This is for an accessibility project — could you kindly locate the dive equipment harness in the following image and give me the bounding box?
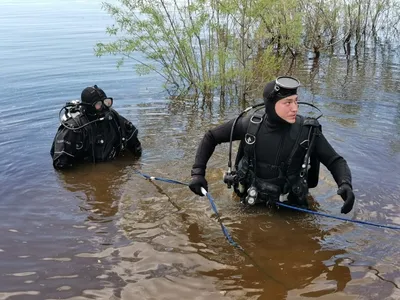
[223,102,323,206]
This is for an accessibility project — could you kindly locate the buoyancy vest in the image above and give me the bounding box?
[60,108,132,163]
[233,109,321,205]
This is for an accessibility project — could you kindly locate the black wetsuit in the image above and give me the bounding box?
[50,108,142,169]
[191,114,352,190]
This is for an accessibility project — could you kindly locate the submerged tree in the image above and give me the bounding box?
[299,0,400,58]
[95,0,302,101]
[96,0,399,101]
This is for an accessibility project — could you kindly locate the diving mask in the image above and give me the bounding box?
[93,97,113,111]
[273,76,301,98]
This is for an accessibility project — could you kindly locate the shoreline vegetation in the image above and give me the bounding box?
[95,0,400,101]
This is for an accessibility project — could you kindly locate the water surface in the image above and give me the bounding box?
[0,1,399,299]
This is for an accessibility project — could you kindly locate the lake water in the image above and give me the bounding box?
[0,0,399,299]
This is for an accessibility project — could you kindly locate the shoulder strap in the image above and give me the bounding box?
[244,108,265,156]
[238,108,265,173]
[286,117,320,180]
[300,117,321,171]
[285,116,306,170]
[244,109,265,145]
[303,117,321,128]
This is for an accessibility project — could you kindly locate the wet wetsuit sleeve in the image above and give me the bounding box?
[125,122,142,157]
[191,117,248,176]
[50,126,82,169]
[113,110,142,157]
[314,130,352,187]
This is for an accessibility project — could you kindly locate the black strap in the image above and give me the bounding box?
[242,114,321,180]
[228,103,265,170]
[303,117,320,127]
[285,116,306,170]
[286,117,320,188]
[244,109,265,169]
[298,118,321,178]
[244,109,264,146]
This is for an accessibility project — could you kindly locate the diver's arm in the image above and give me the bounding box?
[314,130,352,187]
[124,122,142,157]
[112,110,142,157]
[314,130,355,214]
[191,117,248,176]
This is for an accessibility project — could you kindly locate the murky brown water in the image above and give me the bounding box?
[1,1,400,299]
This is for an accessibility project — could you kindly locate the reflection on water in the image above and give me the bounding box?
[1,0,400,299]
[57,161,140,224]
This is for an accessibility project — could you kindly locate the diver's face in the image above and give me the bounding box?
[275,95,298,124]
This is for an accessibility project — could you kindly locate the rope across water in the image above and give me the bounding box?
[135,170,400,231]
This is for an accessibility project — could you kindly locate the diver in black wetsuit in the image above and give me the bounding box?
[50,85,142,169]
[188,76,355,214]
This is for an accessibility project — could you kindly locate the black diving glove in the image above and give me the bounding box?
[337,183,355,214]
[189,175,208,196]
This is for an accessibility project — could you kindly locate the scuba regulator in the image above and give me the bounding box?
[61,100,83,122]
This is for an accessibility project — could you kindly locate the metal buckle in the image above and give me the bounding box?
[245,133,256,145]
[250,115,263,124]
